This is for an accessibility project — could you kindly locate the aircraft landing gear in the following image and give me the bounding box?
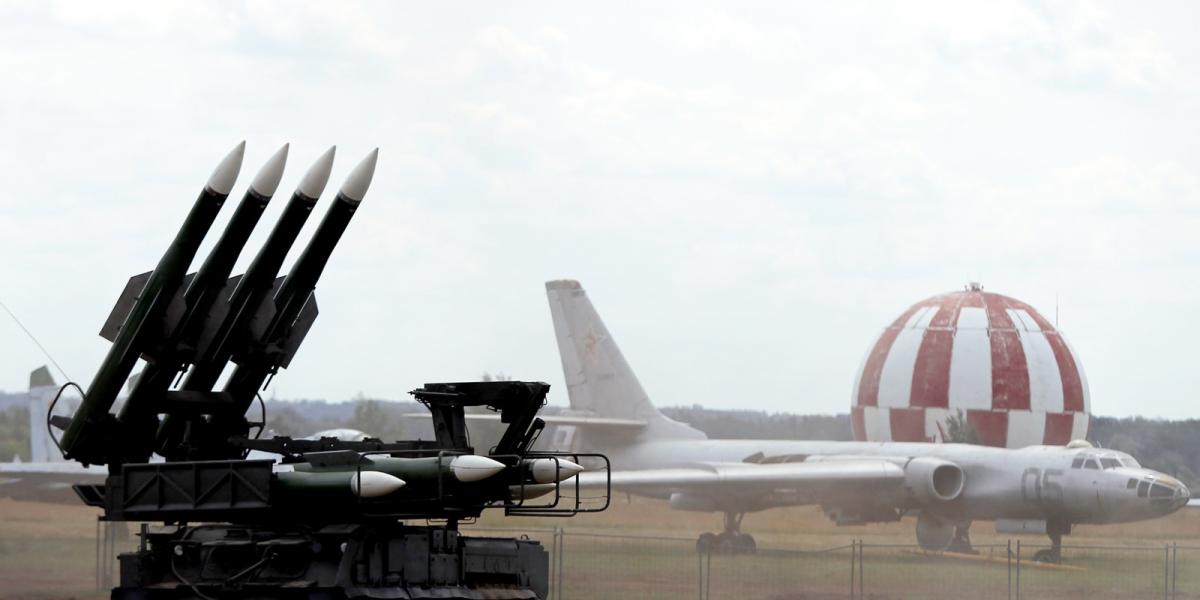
[1031,520,1070,564]
[696,512,756,554]
[947,522,977,555]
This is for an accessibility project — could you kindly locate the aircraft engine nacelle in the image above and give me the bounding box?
[903,457,965,505]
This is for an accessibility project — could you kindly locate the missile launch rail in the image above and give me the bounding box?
[53,144,609,600]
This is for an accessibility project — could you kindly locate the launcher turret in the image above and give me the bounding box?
[59,142,248,464]
[59,144,376,466]
[55,144,607,600]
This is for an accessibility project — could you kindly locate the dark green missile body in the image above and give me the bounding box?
[223,149,378,410]
[154,148,336,459]
[116,145,289,462]
[60,142,247,465]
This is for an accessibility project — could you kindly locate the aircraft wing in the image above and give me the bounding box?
[401,412,647,430]
[0,461,106,503]
[575,459,904,494]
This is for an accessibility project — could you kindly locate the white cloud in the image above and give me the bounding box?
[0,1,1197,419]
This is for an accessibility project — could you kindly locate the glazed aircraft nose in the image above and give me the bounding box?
[1174,482,1191,512]
[1149,477,1190,514]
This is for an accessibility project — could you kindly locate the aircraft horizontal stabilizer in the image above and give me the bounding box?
[400,412,646,430]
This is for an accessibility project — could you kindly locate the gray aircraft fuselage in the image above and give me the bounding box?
[604,437,1189,526]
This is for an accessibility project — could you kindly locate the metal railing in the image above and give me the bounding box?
[93,522,1196,598]
[464,526,1200,600]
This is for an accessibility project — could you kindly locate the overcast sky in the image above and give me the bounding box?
[0,1,1197,419]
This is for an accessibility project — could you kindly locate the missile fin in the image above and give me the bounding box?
[99,271,196,355]
[276,294,318,369]
[99,272,152,343]
[238,276,285,353]
[206,141,247,196]
[189,274,242,359]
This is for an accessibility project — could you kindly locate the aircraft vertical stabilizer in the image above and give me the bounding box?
[545,280,704,442]
[27,366,58,463]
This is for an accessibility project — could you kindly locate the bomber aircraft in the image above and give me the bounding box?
[544,280,1190,562]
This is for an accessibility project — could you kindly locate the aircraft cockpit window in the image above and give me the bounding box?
[1072,456,1085,469]
[1084,458,1100,470]
[1121,457,1141,468]
[1100,457,1121,469]
[1138,480,1150,497]
[1128,479,1138,489]
[1150,484,1174,498]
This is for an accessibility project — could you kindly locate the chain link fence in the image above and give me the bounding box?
[468,527,1200,600]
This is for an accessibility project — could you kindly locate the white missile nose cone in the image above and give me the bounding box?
[451,454,506,482]
[249,143,289,197]
[297,146,336,199]
[206,141,247,195]
[529,458,585,484]
[338,148,378,204]
[349,471,406,498]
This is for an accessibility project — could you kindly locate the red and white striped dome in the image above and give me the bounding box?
[852,284,1090,448]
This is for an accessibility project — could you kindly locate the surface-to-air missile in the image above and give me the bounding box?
[116,144,290,462]
[55,143,607,599]
[154,147,338,459]
[222,148,378,409]
[273,454,509,499]
[59,142,247,465]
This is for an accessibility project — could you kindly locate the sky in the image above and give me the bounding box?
[0,1,1197,419]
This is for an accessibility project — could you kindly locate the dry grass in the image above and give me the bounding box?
[3,496,1200,599]
[475,492,1200,548]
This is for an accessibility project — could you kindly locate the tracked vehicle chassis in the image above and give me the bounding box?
[116,523,547,600]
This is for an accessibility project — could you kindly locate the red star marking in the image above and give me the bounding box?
[583,330,598,356]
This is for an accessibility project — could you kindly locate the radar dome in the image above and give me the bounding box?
[852,283,1090,448]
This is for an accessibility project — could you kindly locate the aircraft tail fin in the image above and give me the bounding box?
[545,280,704,443]
[27,365,59,463]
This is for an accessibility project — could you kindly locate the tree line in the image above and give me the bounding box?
[1,401,1195,487]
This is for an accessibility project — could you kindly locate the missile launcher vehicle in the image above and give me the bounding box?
[52,144,609,600]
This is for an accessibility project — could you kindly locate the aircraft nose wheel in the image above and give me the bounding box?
[1032,521,1068,564]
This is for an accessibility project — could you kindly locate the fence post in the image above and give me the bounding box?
[556,528,565,600]
[1015,540,1021,600]
[700,544,710,600]
[1172,543,1177,600]
[1007,539,1012,600]
[1165,544,1170,600]
[849,539,856,599]
[858,539,864,600]
[550,527,557,600]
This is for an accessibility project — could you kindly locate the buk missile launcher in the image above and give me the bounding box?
[53,144,609,600]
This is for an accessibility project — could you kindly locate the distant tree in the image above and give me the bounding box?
[345,398,406,442]
[0,406,30,461]
[265,404,316,438]
[942,410,982,445]
[1106,432,1141,456]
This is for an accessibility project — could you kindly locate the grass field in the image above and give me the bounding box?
[3,495,1199,599]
